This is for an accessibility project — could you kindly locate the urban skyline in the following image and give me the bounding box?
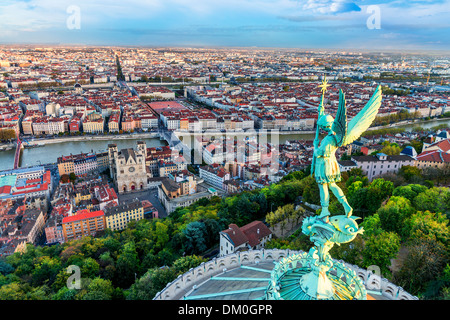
[0,0,449,304]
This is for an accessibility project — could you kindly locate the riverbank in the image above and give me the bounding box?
[174,117,450,141]
[21,131,160,147]
[174,129,316,136]
[1,117,448,152]
[367,117,450,132]
[0,134,167,171]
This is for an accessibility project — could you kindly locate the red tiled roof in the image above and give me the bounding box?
[222,224,248,247]
[240,221,272,246]
[0,186,11,194]
[428,139,450,153]
[62,210,104,224]
[417,149,450,163]
[222,221,272,248]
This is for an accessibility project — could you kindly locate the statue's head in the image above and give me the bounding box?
[317,114,334,132]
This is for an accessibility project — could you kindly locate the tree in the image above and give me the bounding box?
[379,172,406,187]
[348,187,371,217]
[413,187,450,218]
[366,178,394,214]
[361,213,384,237]
[347,180,364,199]
[52,286,77,300]
[408,140,423,154]
[154,221,169,251]
[81,257,100,279]
[302,176,320,205]
[203,218,221,248]
[280,170,305,182]
[422,263,450,300]
[347,167,365,178]
[330,235,364,266]
[380,143,401,156]
[0,259,14,275]
[348,178,394,218]
[171,255,207,275]
[182,221,208,255]
[399,165,422,182]
[392,184,427,202]
[80,278,115,300]
[156,248,176,267]
[60,174,71,183]
[377,196,415,239]
[114,241,140,288]
[265,211,276,229]
[126,267,176,300]
[403,210,450,246]
[0,282,26,300]
[393,238,449,295]
[362,231,400,277]
[0,129,16,141]
[31,256,63,287]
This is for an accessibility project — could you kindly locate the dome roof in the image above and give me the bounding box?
[154,249,418,301]
[400,146,417,157]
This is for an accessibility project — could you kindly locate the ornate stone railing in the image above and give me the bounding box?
[153,249,418,301]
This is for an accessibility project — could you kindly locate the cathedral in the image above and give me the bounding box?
[108,141,148,194]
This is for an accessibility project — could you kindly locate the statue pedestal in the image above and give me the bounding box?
[299,267,335,299]
[264,252,367,300]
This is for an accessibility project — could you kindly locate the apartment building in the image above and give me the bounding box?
[0,167,52,201]
[108,112,120,132]
[31,117,66,135]
[199,164,230,191]
[351,153,415,181]
[140,114,158,131]
[104,199,144,231]
[62,209,106,241]
[158,170,218,213]
[203,141,225,164]
[18,208,46,245]
[44,214,64,244]
[57,152,98,177]
[82,112,104,134]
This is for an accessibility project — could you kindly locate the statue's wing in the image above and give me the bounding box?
[331,89,347,147]
[342,85,382,146]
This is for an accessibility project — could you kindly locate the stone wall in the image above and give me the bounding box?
[153,249,418,301]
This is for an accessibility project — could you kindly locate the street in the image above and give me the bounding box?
[118,187,168,218]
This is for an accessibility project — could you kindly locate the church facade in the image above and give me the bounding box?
[108,141,148,194]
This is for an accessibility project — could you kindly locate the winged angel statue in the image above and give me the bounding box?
[312,82,383,222]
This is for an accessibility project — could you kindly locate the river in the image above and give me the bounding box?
[179,118,450,146]
[0,118,448,172]
[0,137,167,171]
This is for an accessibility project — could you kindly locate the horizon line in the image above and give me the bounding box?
[1,42,450,54]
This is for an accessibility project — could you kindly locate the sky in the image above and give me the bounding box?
[0,0,449,51]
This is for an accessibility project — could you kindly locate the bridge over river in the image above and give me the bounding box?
[13,132,23,169]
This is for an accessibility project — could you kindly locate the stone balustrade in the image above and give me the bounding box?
[153,249,418,301]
